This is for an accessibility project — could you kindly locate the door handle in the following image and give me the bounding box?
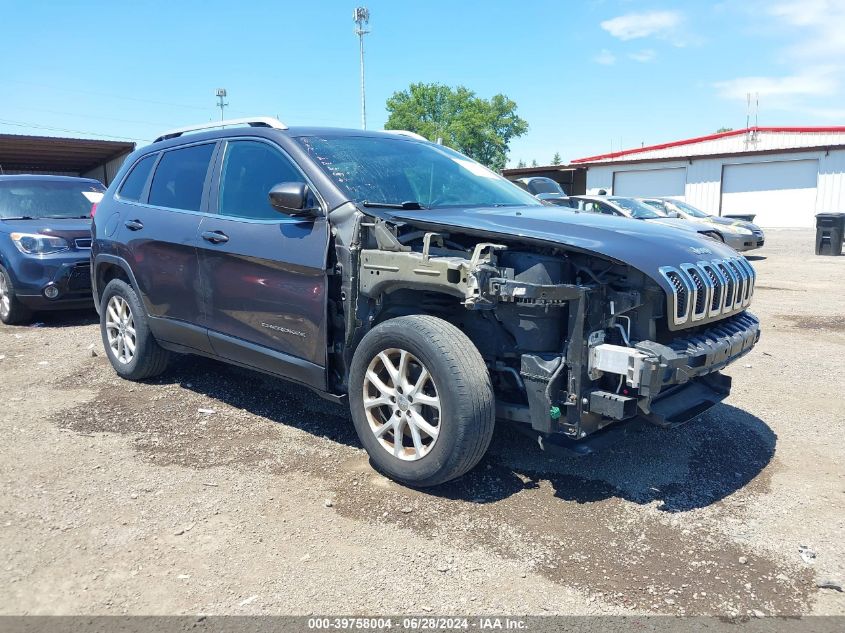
[201,230,229,244]
[124,219,144,231]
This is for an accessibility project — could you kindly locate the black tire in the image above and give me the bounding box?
[348,315,495,487]
[99,278,170,380]
[0,265,32,325]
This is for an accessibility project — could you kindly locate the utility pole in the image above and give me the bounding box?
[353,7,370,130]
[216,88,228,122]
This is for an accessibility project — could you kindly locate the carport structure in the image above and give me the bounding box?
[0,133,135,186]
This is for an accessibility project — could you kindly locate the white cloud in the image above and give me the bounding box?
[713,2,845,119]
[769,0,835,27]
[600,11,682,41]
[594,49,617,65]
[713,68,839,101]
[628,49,657,63]
[804,106,845,119]
[768,0,845,58]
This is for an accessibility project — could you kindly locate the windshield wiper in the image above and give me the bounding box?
[41,215,90,219]
[361,200,427,210]
[0,216,35,220]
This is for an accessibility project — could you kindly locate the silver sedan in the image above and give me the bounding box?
[641,198,765,252]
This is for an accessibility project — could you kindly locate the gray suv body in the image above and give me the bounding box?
[91,118,760,487]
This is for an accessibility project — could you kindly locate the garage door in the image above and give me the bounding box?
[721,159,818,227]
[613,167,686,197]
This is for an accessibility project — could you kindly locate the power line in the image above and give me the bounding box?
[0,118,151,142]
[5,105,176,129]
[6,78,214,112]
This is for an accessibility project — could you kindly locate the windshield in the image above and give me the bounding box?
[667,199,710,218]
[610,197,663,220]
[0,180,104,219]
[527,178,563,195]
[296,135,541,209]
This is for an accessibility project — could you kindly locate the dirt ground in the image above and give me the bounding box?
[1,228,843,617]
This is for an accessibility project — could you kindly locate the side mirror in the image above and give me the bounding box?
[268,182,320,217]
[668,211,680,218]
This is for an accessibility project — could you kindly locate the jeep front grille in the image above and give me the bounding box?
[659,257,755,328]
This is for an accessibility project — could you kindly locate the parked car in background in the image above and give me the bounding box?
[91,117,759,487]
[569,195,725,241]
[0,175,104,324]
[514,176,573,207]
[640,197,764,251]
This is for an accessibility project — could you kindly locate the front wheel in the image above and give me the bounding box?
[0,265,32,325]
[349,315,495,487]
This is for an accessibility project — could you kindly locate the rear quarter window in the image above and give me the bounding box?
[118,154,157,202]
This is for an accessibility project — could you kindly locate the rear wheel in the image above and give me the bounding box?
[0,266,32,325]
[99,279,170,380]
[349,315,495,487]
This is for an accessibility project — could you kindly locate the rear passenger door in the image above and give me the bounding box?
[197,138,330,385]
[116,142,216,351]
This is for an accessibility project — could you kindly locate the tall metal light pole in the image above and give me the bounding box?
[216,88,228,121]
[353,7,370,130]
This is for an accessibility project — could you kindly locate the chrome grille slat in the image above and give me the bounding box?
[660,256,755,328]
[715,261,737,310]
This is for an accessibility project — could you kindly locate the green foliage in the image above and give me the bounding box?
[715,127,734,133]
[551,152,562,165]
[385,83,529,171]
[516,159,526,168]
[531,159,538,167]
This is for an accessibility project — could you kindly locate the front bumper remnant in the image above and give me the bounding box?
[588,311,760,424]
[498,312,760,438]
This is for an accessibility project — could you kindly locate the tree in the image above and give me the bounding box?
[385,83,529,171]
[531,159,538,167]
[551,152,562,165]
[716,127,734,133]
[516,159,526,168]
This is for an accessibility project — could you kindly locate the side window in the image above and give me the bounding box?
[118,154,157,202]
[597,202,617,215]
[218,140,305,220]
[148,143,215,212]
[578,201,602,214]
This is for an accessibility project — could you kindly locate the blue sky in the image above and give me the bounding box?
[2,0,844,165]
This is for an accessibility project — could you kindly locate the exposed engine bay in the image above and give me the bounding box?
[327,203,761,444]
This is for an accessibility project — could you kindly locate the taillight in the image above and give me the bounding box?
[90,203,98,218]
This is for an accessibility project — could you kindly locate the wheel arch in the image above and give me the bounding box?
[93,255,141,313]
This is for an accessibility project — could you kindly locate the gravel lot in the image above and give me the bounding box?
[1,228,843,616]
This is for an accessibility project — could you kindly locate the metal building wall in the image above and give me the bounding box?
[81,151,131,186]
[817,149,845,212]
[585,149,845,225]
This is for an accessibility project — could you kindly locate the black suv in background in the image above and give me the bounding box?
[0,175,104,324]
[92,117,760,487]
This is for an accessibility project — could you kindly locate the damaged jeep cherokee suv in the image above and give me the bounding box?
[92,118,760,487]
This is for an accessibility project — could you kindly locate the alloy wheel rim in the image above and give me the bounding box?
[362,348,441,461]
[0,274,9,318]
[105,295,136,364]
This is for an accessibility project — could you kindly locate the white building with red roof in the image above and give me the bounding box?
[571,127,845,227]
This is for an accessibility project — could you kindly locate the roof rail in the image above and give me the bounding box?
[154,116,288,143]
[387,130,428,142]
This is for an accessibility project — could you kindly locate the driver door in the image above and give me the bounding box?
[196,138,329,384]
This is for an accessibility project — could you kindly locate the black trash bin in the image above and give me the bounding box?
[815,212,845,256]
